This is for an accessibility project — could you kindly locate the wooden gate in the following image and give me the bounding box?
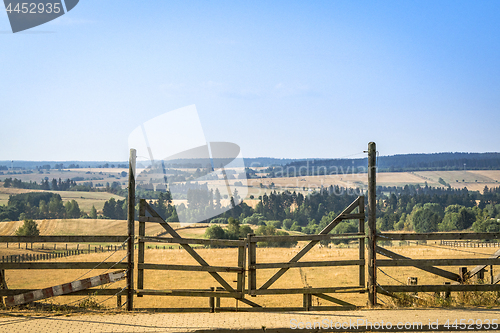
[136,199,261,311]
[136,197,366,311]
[245,196,366,311]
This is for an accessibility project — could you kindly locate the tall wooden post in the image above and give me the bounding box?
[137,199,146,297]
[358,196,365,287]
[237,243,246,298]
[367,142,377,307]
[0,269,7,306]
[247,233,256,296]
[127,148,136,311]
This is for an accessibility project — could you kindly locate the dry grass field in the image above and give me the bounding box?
[0,219,212,259]
[241,170,500,199]
[0,168,129,187]
[0,219,165,237]
[3,242,499,310]
[414,170,500,192]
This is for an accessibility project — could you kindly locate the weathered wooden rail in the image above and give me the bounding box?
[375,232,500,297]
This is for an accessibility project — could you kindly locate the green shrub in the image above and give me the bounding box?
[15,219,39,236]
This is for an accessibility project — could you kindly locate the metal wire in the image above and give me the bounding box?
[97,286,127,306]
[377,267,435,299]
[52,237,130,308]
[70,237,130,283]
[410,240,494,256]
[339,151,366,159]
[378,267,407,286]
[101,254,128,275]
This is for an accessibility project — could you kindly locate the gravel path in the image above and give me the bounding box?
[1,308,500,332]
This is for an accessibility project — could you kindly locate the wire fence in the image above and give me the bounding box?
[1,244,127,263]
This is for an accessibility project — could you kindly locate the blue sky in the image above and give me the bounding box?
[1,1,499,161]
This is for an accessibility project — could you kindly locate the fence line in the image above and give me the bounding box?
[1,244,127,263]
[441,240,500,248]
[2,228,500,310]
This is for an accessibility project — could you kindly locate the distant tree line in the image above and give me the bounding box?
[3,177,127,196]
[3,177,79,190]
[5,179,500,245]
[375,184,500,235]
[0,192,82,221]
[268,152,500,177]
[102,198,127,220]
[204,217,297,248]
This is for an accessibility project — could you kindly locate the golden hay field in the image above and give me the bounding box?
[0,219,166,237]
[0,219,209,257]
[3,243,498,309]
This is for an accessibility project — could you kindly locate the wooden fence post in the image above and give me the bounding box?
[127,148,136,311]
[0,269,7,306]
[358,196,365,288]
[459,267,468,283]
[237,242,246,298]
[367,142,377,307]
[247,233,256,296]
[443,281,451,299]
[216,287,222,311]
[477,269,485,282]
[303,292,312,311]
[209,287,215,312]
[137,199,146,297]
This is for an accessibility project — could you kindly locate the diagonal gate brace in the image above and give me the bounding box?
[376,246,460,281]
[469,248,500,279]
[494,272,500,285]
[259,196,363,291]
[144,203,261,308]
[314,293,356,308]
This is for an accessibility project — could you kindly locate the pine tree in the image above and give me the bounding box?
[102,198,116,219]
[90,205,97,219]
[214,189,221,211]
[15,219,40,236]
